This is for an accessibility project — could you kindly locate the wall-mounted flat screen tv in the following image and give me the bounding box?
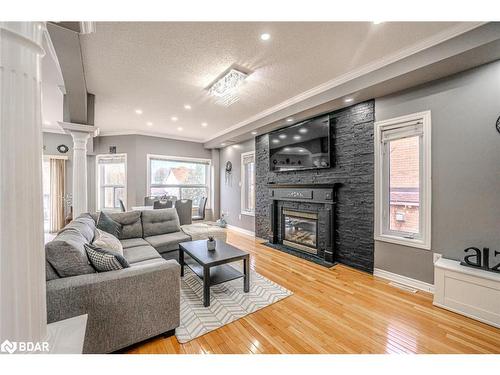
[269,115,331,172]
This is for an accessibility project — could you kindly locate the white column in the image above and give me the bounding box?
[70,131,90,217]
[0,22,47,342]
[59,122,99,219]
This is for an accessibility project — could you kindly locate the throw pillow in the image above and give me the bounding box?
[93,229,124,256]
[96,211,122,238]
[85,243,130,272]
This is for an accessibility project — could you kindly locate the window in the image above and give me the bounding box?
[241,151,255,216]
[374,111,431,250]
[96,154,127,211]
[147,155,211,208]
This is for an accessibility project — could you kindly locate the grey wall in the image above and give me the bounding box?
[93,134,212,211]
[219,140,256,233]
[375,60,500,284]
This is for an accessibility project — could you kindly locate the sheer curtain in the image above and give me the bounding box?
[49,158,66,233]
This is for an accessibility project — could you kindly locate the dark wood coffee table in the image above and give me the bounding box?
[179,240,250,307]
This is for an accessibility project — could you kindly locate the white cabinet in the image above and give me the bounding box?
[434,258,500,328]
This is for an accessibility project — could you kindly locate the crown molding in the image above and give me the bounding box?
[58,121,100,137]
[203,22,485,143]
[98,130,205,143]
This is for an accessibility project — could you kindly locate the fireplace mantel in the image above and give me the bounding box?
[268,183,342,205]
[267,183,342,189]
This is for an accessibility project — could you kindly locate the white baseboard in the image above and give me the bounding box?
[374,268,434,293]
[226,224,255,237]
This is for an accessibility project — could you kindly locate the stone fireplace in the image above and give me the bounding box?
[268,183,340,265]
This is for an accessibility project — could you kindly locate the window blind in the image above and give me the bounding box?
[381,121,423,143]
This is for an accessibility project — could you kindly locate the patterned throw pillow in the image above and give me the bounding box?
[93,229,124,255]
[85,243,130,272]
[96,211,122,238]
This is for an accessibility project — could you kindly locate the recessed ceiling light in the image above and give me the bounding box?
[251,131,258,135]
[135,109,143,115]
[184,104,191,110]
[177,127,183,131]
[344,97,354,103]
[221,143,226,147]
[286,118,294,123]
[272,139,280,144]
[279,134,287,139]
[232,144,240,149]
[260,33,271,41]
[373,21,384,25]
[201,122,208,127]
[299,149,305,152]
[146,122,153,127]
[171,116,178,121]
[284,147,291,151]
[293,135,301,141]
[298,128,308,134]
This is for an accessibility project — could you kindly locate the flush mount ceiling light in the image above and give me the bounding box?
[184,104,191,110]
[207,66,250,106]
[201,122,208,127]
[135,109,143,115]
[171,116,178,121]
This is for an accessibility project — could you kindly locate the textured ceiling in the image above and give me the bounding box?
[78,22,468,142]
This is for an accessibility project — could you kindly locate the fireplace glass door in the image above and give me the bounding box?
[282,209,318,254]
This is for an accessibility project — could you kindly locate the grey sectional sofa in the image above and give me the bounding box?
[45,208,191,353]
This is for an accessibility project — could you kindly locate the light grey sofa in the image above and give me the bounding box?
[45,208,191,353]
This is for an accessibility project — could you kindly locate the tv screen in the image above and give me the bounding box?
[269,115,331,172]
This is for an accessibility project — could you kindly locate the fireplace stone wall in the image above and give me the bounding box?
[255,100,375,273]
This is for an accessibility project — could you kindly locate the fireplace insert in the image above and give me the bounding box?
[282,209,318,254]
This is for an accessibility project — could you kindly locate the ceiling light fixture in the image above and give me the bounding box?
[184,104,191,110]
[373,21,384,25]
[171,116,178,121]
[286,118,294,123]
[251,131,258,135]
[135,109,143,115]
[221,143,226,147]
[208,67,250,106]
[146,122,153,127]
[177,127,183,131]
[201,122,208,127]
[260,33,271,41]
[344,97,354,103]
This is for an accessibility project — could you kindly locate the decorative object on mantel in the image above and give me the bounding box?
[207,236,216,251]
[460,247,500,273]
[216,213,227,228]
[496,115,500,134]
[57,144,69,153]
[109,146,116,154]
[224,160,232,185]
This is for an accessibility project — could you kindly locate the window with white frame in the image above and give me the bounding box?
[147,155,211,208]
[96,154,127,211]
[374,111,431,250]
[241,151,255,216]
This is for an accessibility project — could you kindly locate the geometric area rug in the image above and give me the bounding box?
[175,265,293,343]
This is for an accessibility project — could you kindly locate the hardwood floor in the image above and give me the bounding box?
[126,230,500,354]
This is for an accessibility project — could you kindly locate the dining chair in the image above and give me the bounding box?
[192,196,207,221]
[144,196,159,206]
[153,200,173,209]
[119,199,126,212]
[175,199,193,225]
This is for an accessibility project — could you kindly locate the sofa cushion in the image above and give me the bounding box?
[181,222,227,242]
[96,211,122,238]
[93,229,124,256]
[85,244,130,272]
[142,208,180,237]
[45,228,96,278]
[145,231,191,254]
[128,258,167,268]
[120,237,149,249]
[108,211,143,239]
[60,214,96,243]
[123,245,162,264]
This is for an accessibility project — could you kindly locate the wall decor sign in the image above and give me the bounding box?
[460,247,500,273]
[57,144,69,153]
[109,146,116,154]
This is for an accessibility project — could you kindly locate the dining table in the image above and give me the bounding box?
[130,205,154,211]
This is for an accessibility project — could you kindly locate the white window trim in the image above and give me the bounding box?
[374,111,432,250]
[146,154,212,209]
[240,151,256,216]
[95,153,127,212]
